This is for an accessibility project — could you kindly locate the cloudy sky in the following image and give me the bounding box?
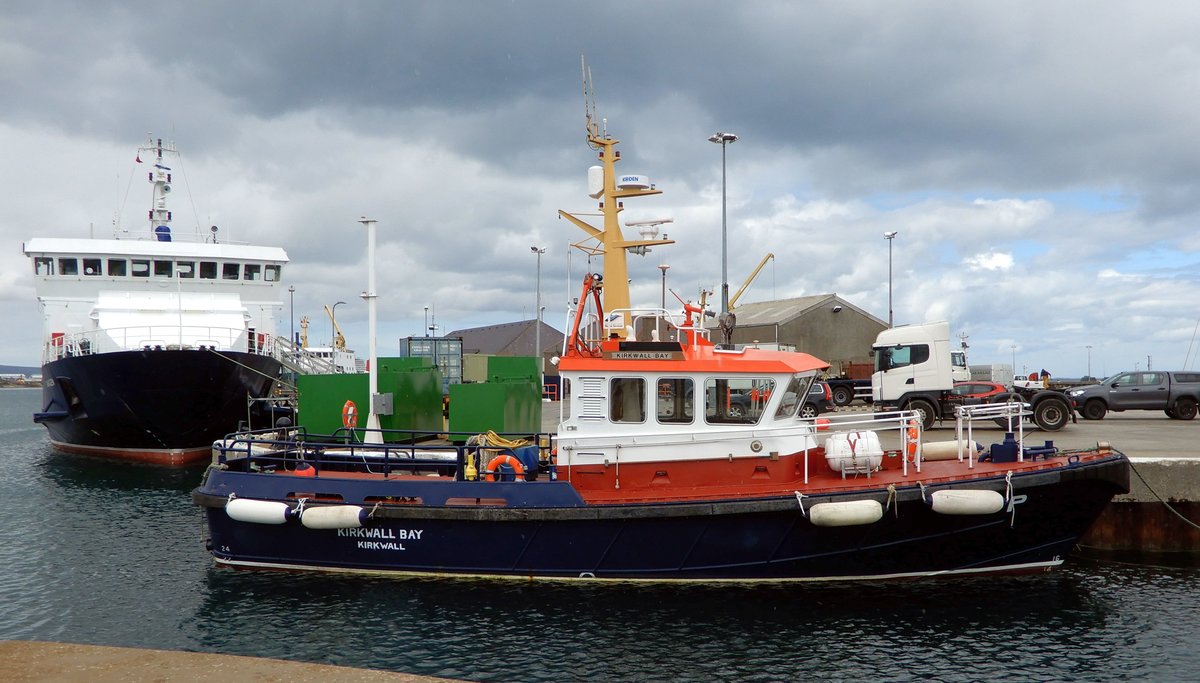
[4,1,1200,378]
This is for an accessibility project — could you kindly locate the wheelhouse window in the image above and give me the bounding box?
[154,260,173,277]
[265,264,281,282]
[222,263,240,280]
[705,377,776,425]
[773,374,815,420]
[131,259,150,277]
[199,261,218,279]
[656,377,693,424]
[58,258,79,276]
[610,377,646,423]
[83,258,101,275]
[34,257,53,275]
[177,261,195,278]
[243,264,262,281]
[107,258,127,276]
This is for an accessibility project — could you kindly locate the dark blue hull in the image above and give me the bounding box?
[194,456,1128,581]
[36,349,281,464]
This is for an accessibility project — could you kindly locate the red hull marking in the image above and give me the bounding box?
[560,449,1076,504]
[49,440,209,466]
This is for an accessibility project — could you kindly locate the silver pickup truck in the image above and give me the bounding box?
[1067,370,1200,420]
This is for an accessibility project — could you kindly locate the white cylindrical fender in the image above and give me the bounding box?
[225,498,292,525]
[808,499,883,527]
[930,489,1005,515]
[922,440,983,461]
[301,505,367,530]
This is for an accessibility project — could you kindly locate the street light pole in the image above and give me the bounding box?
[708,132,738,315]
[288,285,295,346]
[1086,345,1092,378]
[531,246,545,394]
[883,231,898,327]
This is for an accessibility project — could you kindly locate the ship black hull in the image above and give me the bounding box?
[194,455,1129,581]
[36,349,281,465]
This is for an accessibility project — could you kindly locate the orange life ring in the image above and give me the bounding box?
[484,454,526,482]
[342,400,358,429]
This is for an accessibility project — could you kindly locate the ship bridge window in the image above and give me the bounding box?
[107,259,127,276]
[83,258,101,275]
[34,257,53,275]
[131,259,150,277]
[705,377,775,426]
[199,261,217,279]
[222,263,240,280]
[656,378,693,424]
[177,261,195,278]
[774,373,815,420]
[154,260,173,277]
[243,264,262,281]
[610,377,646,423]
[265,265,281,282]
[58,258,79,276]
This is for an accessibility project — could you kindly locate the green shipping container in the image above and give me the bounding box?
[296,357,443,438]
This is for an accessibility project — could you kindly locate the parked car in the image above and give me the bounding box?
[1068,371,1200,420]
[801,381,832,418]
[949,381,1008,400]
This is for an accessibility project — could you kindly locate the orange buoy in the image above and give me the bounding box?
[342,400,358,429]
[815,418,831,432]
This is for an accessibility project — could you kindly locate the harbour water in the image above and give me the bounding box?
[1,387,1198,682]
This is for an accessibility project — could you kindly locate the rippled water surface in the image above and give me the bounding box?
[2,388,1199,682]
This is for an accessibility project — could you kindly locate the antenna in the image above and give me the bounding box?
[581,55,600,144]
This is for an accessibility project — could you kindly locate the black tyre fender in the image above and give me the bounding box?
[831,385,854,407]
[1081,399,1107,420]
[1173,397,1198,421]
[905,398,937,431]
[1032,397,1070,431]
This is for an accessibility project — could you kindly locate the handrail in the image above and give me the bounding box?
[43,325,270,362]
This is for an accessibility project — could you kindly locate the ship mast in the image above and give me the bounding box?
[558,58,674,338]
[141,135,176,242]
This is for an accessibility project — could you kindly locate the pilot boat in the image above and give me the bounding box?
[192,91,1128,581]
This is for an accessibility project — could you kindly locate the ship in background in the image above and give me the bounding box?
[25,136,289,465]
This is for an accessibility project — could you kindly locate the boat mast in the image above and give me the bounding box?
[142,135,176,241]
[558,59,673,338]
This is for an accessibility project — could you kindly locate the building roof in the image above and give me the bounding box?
[717,294,886,327]
[446,319,564,356]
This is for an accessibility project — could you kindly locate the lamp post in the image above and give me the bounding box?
[331,300,346,349]
[424,306,429,338]
[883,231,898,327]
[1086,345,1093,379]
[708,131,738,314]
[531,246,545,393]
[288,285,295,347]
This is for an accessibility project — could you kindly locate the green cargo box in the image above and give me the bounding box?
[296,357,443,437]
[448,356,540,436]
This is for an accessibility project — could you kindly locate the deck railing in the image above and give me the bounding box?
[42,325,273,362]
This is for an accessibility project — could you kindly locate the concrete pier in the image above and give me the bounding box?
[0,641,461,683]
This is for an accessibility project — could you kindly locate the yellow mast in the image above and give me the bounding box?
[558,59,674,338]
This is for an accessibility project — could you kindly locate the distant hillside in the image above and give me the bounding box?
[0,364,39,376]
